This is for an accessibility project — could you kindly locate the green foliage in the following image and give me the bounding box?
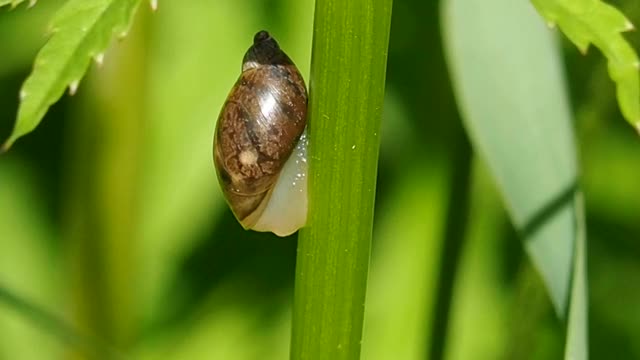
[290,0,392,358]
[1,0,640,359]
[0,0,29,9]
[532,0,640,130]
[443,0,587,358]
[565,196,588,360]
[1,0,143,151]
[0,160,62,359]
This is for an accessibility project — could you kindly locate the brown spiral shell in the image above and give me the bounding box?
[213,31,308,229]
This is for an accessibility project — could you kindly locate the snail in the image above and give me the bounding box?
[213,30,309,237]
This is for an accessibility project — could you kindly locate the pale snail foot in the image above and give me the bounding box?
[251,130,308,236]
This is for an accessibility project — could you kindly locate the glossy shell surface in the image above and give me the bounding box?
[213,31,308,232]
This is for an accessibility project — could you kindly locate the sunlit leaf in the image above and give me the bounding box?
[532,0,640,131]
[0,0,29,9]
[442,0,588,358]
[1,0,142,151]
[565,195,588,360]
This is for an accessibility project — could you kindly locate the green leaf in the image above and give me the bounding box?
[1,0,142,151]
[290,0,393,358]
[531,0,640,130]
[442,0,588,358]
[0,0,29,9]
[565,195,588,360]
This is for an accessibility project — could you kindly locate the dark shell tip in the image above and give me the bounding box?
[254,30,271,44]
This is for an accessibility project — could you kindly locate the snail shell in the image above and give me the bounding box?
[213,31,308,236]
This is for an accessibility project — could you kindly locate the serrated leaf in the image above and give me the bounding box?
[1,0,142,151]
[443,0,588,358]
[532,0,640,131]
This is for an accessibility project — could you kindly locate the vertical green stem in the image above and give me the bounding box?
[290,0,393,359]
[428,124,472,360]
[64,10,148,357]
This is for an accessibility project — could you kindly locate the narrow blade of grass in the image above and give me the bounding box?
[442,0,588,358]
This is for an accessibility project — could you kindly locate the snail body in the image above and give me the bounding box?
[213,31,308,236]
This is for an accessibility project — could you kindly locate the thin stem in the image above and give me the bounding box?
[428,123,472,360]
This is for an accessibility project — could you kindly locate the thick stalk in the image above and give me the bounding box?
[290,0,393,359]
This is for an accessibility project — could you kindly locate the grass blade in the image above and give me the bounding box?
[442,0,588,358]
[565,195,588,360]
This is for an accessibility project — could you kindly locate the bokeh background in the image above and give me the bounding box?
[0,0,639,359]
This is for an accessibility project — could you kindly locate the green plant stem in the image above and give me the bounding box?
[64,10,148,355]
[427,122,472,360]
[290,0,393,359]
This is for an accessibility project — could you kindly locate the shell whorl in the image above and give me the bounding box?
[213,31,308,229]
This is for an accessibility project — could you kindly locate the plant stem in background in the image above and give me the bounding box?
[64,10,148,357]
[427,122,472,360]
[290,0,393,359]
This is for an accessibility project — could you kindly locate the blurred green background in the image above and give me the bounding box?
[0,0,639,359]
